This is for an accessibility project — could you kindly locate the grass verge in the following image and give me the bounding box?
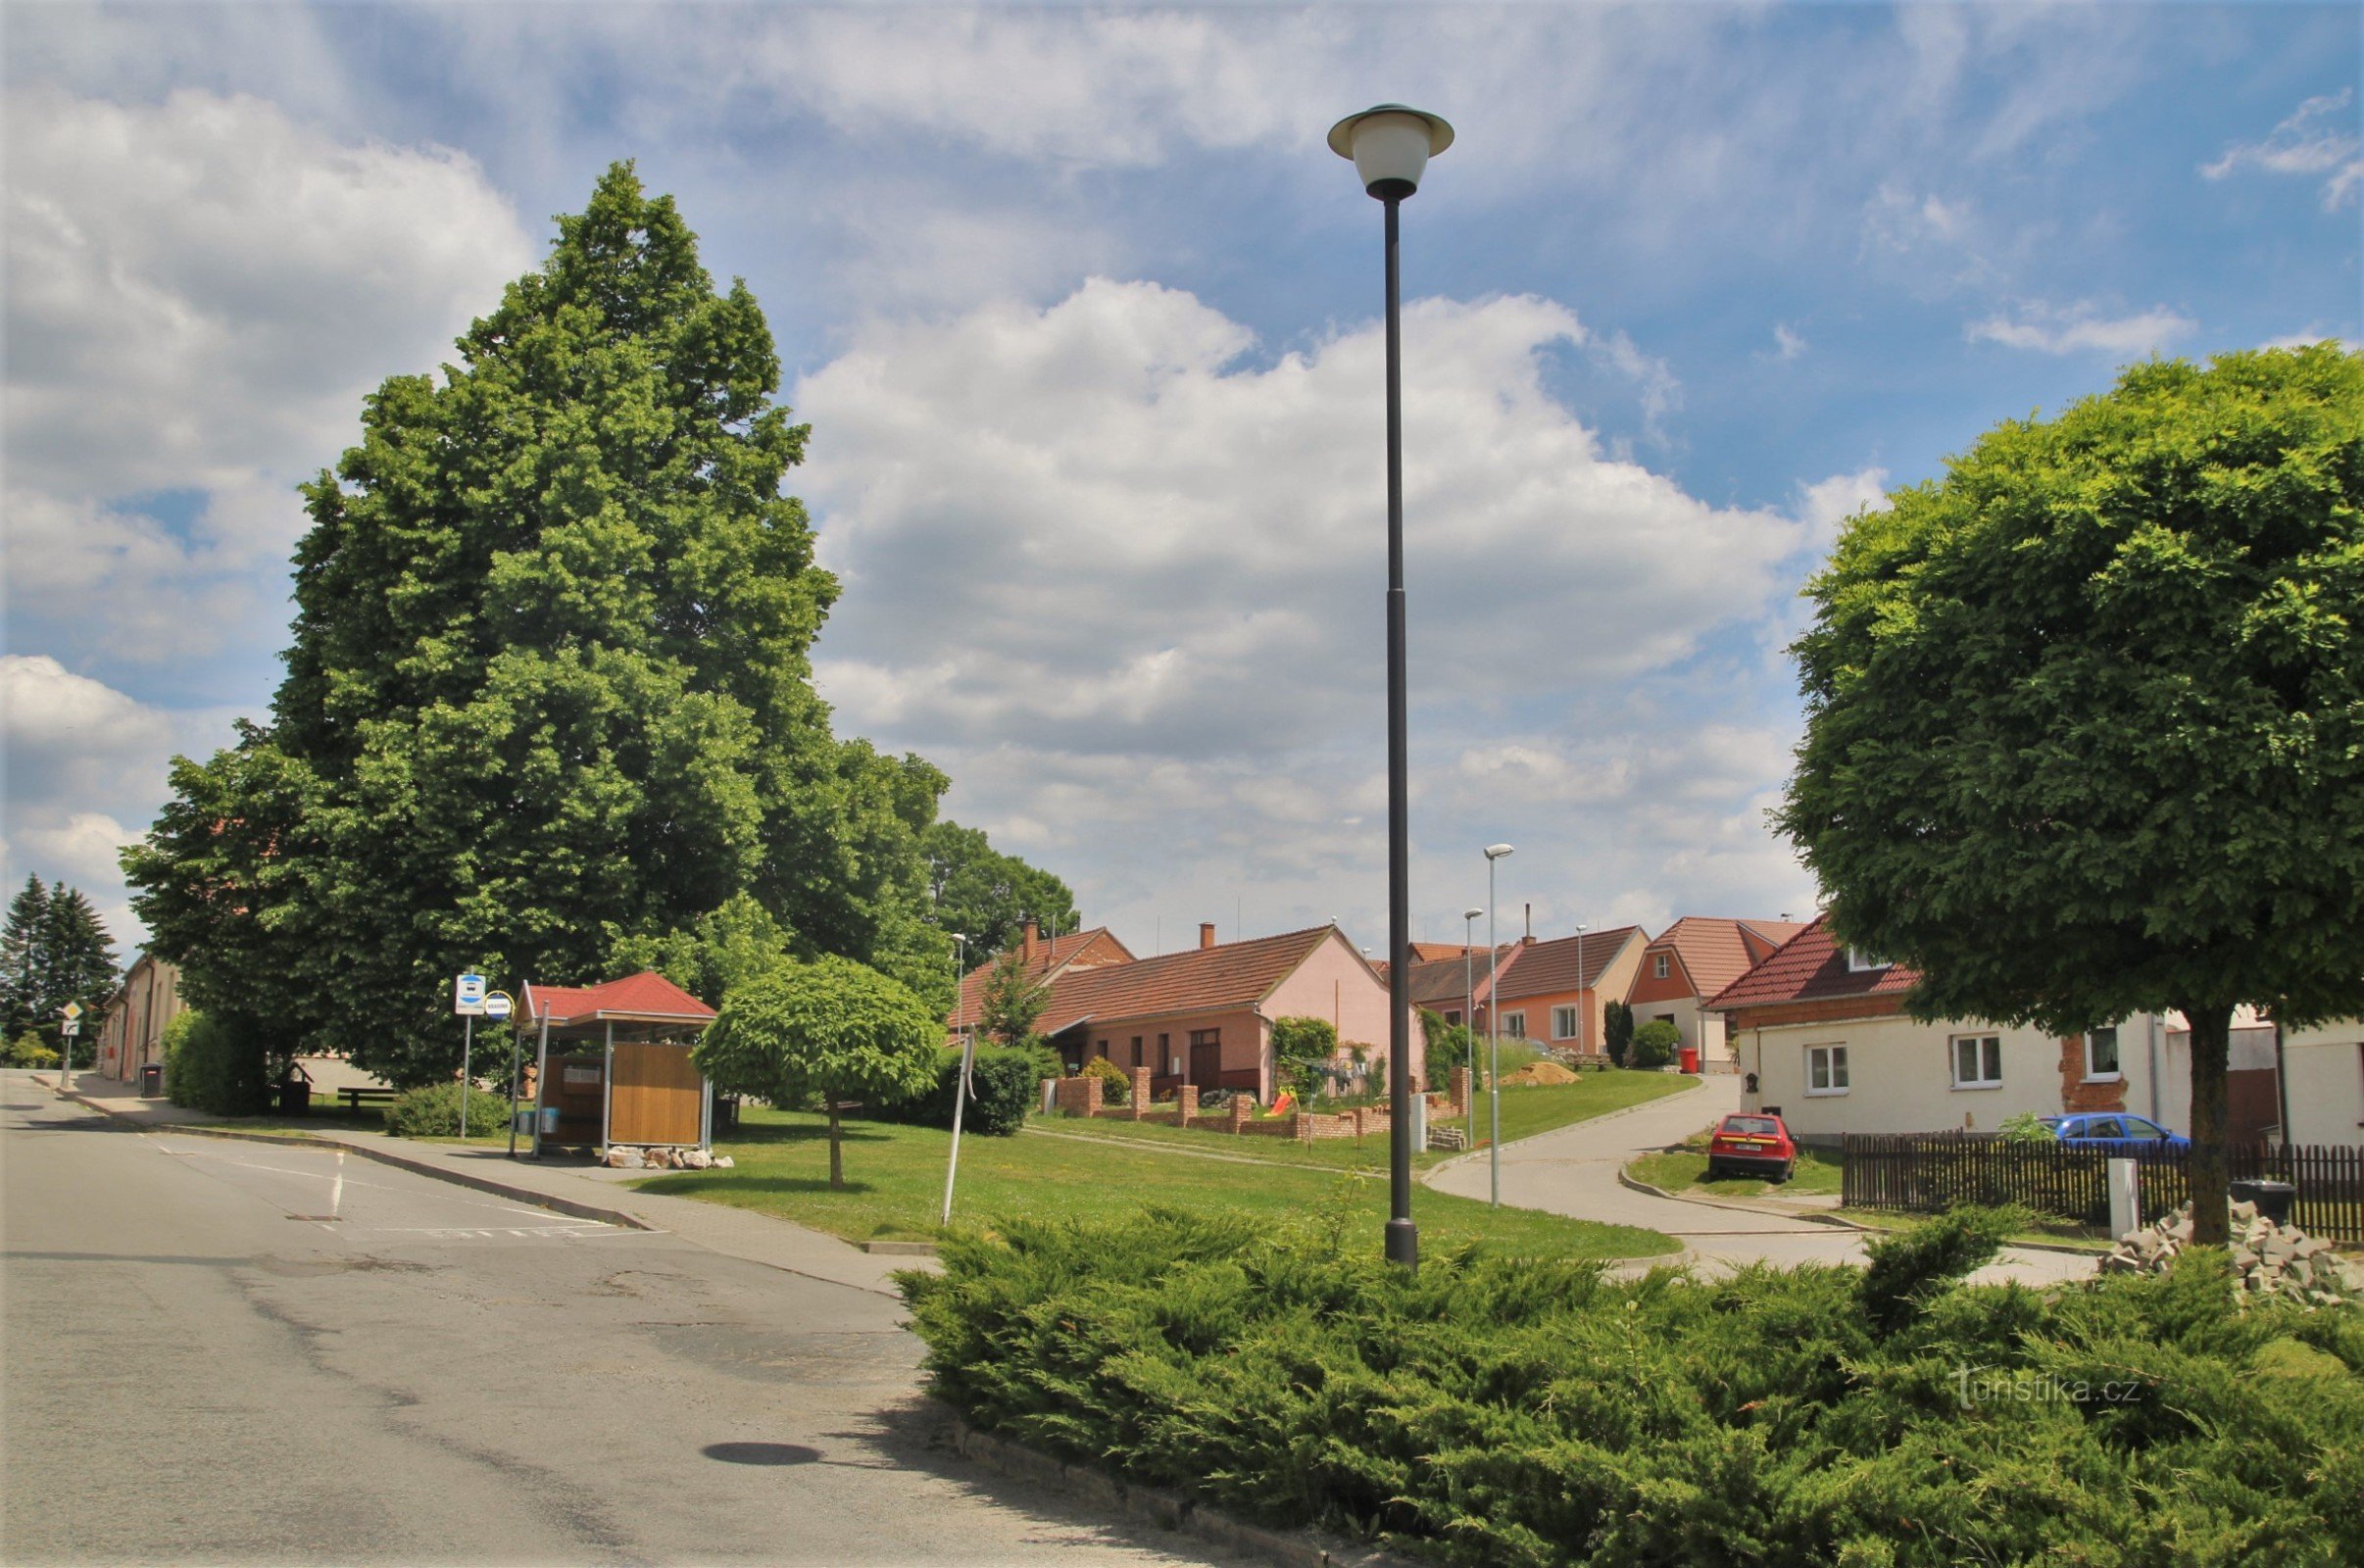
[637,1104,1676,1258]
[1626,1145,1844,1199]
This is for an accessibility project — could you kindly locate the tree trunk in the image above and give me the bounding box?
[826,1100,845,1191]
[2184,1001,2233,1248]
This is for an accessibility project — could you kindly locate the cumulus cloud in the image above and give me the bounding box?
[1771,324,1808,362]
[2200,90,2361,211]
[3,88,534,683]
[1966,300,2194,356]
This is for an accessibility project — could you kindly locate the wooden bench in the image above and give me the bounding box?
[336,1086,400,1110]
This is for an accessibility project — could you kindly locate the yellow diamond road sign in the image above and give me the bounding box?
[61,1002,82,1021]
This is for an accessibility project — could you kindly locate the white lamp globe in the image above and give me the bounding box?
[1328,104,1454,197]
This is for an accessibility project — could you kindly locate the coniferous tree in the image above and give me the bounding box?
[0,876,49,1040]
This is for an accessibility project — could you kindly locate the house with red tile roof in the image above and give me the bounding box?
[1487,925,1648,1056]
[949,920,1136,1037]
[1706,915,2195,1143]
[957,921,1406,1102]
[1624,917,1805,1070]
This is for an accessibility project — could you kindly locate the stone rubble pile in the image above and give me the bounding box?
[600,1146,730,1170]
[2103,1200,2361,1304]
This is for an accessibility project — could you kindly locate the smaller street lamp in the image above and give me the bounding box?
[1573,922,1590,1056]
[1484,843,1514,1204]
[940,933,972,1225]
[1461,906,1482,1147]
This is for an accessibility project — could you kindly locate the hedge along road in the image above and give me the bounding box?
[1422,1074,2096,1285]
[0,1076,1257,1566]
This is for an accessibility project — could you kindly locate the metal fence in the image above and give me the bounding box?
[1841,1134,2364,1245]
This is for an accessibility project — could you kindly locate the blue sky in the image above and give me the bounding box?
[4,3,2357,962]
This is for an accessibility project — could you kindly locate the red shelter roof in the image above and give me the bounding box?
[521,970,716,1028]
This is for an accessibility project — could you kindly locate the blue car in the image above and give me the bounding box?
[2039,1112,2189,1152]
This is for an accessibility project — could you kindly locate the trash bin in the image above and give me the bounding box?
[139,1062,164,1098]
[277,1081,311,1116]
[540,1105,563,1136]
[514,1108,538,1135]
[2230,1178,2296,1227]
[1678,1047,1699,1074]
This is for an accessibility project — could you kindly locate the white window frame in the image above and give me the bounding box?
[1652,954,1671,980]
[2083,1026,2122,1083]
[1805,1044,1849,1096]
[1501,1011,1527,1040]
[1950,1033,2002,1090]
[1847,947,1890,972]
[1551,1005,1580,1040]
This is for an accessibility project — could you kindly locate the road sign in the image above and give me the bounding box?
[61,1002,82,1021]
[483,994,513,1022]
[455,973,487,1016]
[60,1019,80,1037]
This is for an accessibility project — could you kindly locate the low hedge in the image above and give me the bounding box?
[869,1045,1036,1137]
[164,1009,275,1115]
[901,1207,2362,1566]
[383,1081,517,1138]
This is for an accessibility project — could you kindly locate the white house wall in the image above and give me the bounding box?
[2276,1023,2364,1148]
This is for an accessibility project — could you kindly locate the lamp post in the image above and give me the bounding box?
[1461,906,1482,1147]
[1484,843,1513,1204]
[1573,922,1589,1056]
[1331,101,1454,1270]
[940,932,971,1225]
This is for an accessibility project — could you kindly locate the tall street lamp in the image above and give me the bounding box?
[940,932,971,1225]
[1331,102,1453,1269]
[1461,906,1482,1147]
[1573,922,1589,1055]
[1484,842,1514,1204]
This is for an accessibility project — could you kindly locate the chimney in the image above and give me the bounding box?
[1199,921,1217,950]
[1524,903,1534,944]
[1021,919,1039,964]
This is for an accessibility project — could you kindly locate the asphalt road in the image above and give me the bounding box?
[0,1075,1243,1566]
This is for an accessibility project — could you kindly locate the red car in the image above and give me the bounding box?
[1705,1112,1798,1181]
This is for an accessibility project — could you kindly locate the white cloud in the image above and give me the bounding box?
[2200,90,2362,211]
[1772,324,1808,361]
[1966,300,2195,356]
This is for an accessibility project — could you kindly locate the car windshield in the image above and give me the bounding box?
[1722,1116,1780,1136]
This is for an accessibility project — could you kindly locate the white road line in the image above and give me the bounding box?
[148,1138,607,1225]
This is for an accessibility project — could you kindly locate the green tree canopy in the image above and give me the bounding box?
[974,945,1049,1046]
[123,165,984,1085]
[922,820,1079,960]
[1270,1015,1340,1093]
[694,955,941,1188]
[0,875,120,1052]
[1778,344,2364,1245]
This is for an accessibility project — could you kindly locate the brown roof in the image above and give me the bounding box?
[1493,926,1645,1002]
[1037,924,1350,1035]
[1704,914,1917,1009]
[1404,947,1514,1008]
[951,926,1134,1028]
[1645,916,1810,999]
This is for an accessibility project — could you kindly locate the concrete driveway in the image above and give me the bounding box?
[1424,1074,2095,1286]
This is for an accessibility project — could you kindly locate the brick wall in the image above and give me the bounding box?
[2057,1035,2128,1113]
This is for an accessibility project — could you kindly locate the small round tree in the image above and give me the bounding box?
[1270,1015,1341,1095]
[695,955,941,1190]
[1779,345,2364,1247]
[1629,1019,1682,1071]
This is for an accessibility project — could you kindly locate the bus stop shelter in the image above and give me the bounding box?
[518,971,717,1156]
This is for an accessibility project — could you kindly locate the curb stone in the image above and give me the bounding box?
[942,1408,1422,1568]
[47,1084,652,1233]
[1615,1160,2112,1258]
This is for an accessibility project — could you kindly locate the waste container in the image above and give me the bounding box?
[540,1104,563,1136]
[2230,1178,2296,1227]
[1678,1047,1699,1074]
[139,1062,164,1098]
[277,1080,311,1116]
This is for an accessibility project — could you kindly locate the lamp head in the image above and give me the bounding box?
[1328,104,1453,200]
[1462,906,1484,921]
[1484,843,1515,860]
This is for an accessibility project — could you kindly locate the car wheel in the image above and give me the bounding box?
[1778,1160,1795,1183]
[1702,1160,1722,1180]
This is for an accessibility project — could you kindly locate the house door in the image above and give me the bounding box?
[1189,1038,1222,1087]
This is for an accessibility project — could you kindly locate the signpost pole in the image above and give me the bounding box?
[460,1012,475,1140]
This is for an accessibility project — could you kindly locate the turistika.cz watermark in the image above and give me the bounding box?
[1954,1366,2147,1409]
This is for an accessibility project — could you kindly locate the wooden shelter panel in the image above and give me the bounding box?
[611,1043,703,1146]
[544,1054,606,1144]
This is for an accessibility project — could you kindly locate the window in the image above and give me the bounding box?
[1444,1009,1461,1026]
[1847,948,1890,972]
[1806,1044,1849,1095]
[1653,954,1671,980]
[1502,1011,1527,1039]
[1950,1034,2002,1089]
[1189,1028,1219,1048]
[2119,1117,2167,1142]
[1551,1005,1580,1040]
[1094,1039,1108,1060]
[1130,1037,1144,1068]
[2084,1026,2121,1081]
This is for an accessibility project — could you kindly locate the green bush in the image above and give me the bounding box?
[1271,1015,1339,1092]
[1603,1000,1634,1065]
[1998,1109,2058,1143]
[1487,1039,1541,1081]
[902,1208,2363,1567]
[5,1031,61,1068]
[164,1009,275,1115]
[871,1045,1038,1137]
[383,1081,517,1138]
[1080,1054,1131,1104]
[1629,1018,1682,1069]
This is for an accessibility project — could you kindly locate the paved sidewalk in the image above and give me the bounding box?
[43,1071,920,1298]
[1423,1074,2094,1287]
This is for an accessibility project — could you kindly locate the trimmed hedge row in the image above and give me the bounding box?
[384,1081,517,1138]
[868,1045,1036,1138]
[901,1207,2363,1566]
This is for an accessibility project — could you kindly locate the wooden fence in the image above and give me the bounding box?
[1841,1134,2364,1245]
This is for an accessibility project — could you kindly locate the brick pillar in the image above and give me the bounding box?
[1229,1095,1252,1133]
[1450,1065,1471,1117]
[1080,1074,1102,1117]
[1353,1106,1369,1140]
[1128,1065,1151,1120]
[1177,1084,1199,1124]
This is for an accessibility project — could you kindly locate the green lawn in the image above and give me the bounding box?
[1627,1146,1845,1199]
[637,1105,1678,1259]
[1038,1070,1698,1171]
